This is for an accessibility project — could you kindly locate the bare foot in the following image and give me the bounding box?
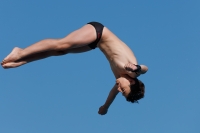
[2,61,26,69]
[1,47,23,65]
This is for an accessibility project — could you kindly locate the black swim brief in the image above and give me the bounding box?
[87,22,104,49]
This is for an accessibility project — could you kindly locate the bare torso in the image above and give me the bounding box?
[97,27,138,79]
[1,24,140,74]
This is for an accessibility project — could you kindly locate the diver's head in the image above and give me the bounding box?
[116,76,145,103]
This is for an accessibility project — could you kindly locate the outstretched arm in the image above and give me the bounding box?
[98,84,119,115]
[124,63,148,78]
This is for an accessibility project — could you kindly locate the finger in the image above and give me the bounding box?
[98,111,102,115]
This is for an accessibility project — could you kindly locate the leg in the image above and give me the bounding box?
[1,24,96,68]
[1,49,60,69]
[2,45,93,69]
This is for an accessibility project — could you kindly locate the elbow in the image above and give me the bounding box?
[140,65,148,74]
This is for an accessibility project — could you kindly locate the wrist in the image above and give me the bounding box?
[102,105,109,109]
[134,65,141,72]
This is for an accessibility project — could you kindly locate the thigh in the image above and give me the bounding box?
[59,24,96,49]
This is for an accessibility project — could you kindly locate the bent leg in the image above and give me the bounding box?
[1,24,97,68]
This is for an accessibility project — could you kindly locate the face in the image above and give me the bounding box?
[116,75,136,97]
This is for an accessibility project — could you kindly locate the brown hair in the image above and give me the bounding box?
[126,78,145,103]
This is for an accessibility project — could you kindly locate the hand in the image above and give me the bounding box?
[124,63,138,72]
[98,106,108,115]
[124,63,141,77]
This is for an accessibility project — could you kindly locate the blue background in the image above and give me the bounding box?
[0,0,199,133]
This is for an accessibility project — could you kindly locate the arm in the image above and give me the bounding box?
[98,84,119,115]
[124,63,148,78]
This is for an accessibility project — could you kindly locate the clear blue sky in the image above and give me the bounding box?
[0,0,199,133]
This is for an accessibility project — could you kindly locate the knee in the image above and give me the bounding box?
[55,39,72,51]
[56,50,68,55]
[51,49,68,56]
[41,39,70,51]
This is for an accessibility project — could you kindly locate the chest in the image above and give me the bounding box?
[110,63,126,78]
